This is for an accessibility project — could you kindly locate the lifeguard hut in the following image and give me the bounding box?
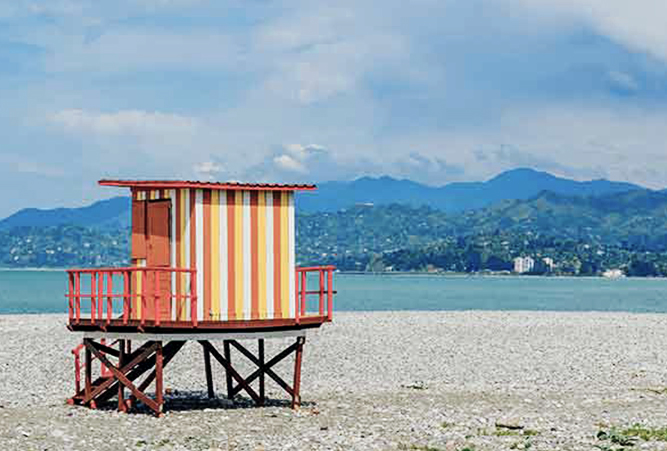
[65,180,335,416]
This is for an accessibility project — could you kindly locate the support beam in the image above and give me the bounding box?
[118,339,125,412]
[292,336,305,409]
[223,340,233,400]
[155,342,163,414]
[204,346,214,399]
[258,339,265,406]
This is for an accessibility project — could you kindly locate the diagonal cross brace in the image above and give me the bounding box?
[228,340,297,398]
[81,340,158,405]
[198,340,262,404]
[229,340,300,397]
[87,340,162,415]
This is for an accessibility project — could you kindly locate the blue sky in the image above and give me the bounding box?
[1,0,667,216]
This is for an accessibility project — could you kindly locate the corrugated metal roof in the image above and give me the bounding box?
[98,179,316,191]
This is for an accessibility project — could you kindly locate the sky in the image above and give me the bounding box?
[1,0,667,217]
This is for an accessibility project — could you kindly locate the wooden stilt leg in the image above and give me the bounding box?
[292,337,305,409]
[223,340,233,400]
[118,339,126,412]
[84,339,93,408]
[155,341,164,416]
[204,345,214,399]
[258,339,265,406]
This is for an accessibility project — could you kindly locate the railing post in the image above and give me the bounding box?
[97,271,104,321]
[68,272,74,323]
[123,270,130,325]
[191,270,198,327]
[107,272,113,325]
[295,270,300,324]
[75,272,81,324]
[301,270,307,316]
[319,269,324,316]
[327,268,333,321]
[154,270,161,327]
[90,272,97,323]
[141,270,147,327]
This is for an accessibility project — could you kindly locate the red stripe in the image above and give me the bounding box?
[189,190,197,322]
[175,190,182,320]
[203,190,211,321]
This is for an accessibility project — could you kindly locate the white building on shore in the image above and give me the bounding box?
[514,256,535,274]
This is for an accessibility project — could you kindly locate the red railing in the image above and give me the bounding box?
[66,267,198,328]
[295,266,335,323]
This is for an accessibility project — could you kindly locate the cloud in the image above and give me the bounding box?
[607,70,639,94]
[193,160,224,180]
[508,0,667,63]
[2,0,667,218]
[50,109,197,135]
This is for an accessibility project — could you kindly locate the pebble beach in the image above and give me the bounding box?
[2,311,667,450]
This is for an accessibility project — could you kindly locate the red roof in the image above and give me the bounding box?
[99,179,316,191]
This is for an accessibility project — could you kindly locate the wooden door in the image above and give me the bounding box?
[146,200,172,322]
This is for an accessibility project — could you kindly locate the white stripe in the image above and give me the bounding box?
[170,189,177,321]
[195,189,204,321]
[183,189,191,321]
[265,193,274,319]
[242,191,251,320]
[219,191,228,321]
[288,192,296,318]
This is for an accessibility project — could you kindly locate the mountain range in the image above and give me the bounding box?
[0,168,647,229]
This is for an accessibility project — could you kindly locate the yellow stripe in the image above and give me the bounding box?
[280,193,289,317]
[235,190,244,319]
[257,192,266,319]
[211,190,220,320]
[135,259,145,319]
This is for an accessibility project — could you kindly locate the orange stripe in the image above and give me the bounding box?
[227,191,236,320]
[175,189,182,320]
[203,190,211,321]
[273,191,282,318]
[189,190,197,321]
[250,191,259,320]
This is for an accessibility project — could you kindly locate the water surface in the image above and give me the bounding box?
[0,270,666,314]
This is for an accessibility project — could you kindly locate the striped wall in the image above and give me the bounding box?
[131,188,296,322]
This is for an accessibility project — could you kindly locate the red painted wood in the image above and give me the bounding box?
[131,200,147,259]
[100,179,316,191]
[146,200,171,322]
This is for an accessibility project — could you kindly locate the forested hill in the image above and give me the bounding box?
[3,187,667,276]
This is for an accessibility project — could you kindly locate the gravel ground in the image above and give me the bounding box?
[2,311,667,450]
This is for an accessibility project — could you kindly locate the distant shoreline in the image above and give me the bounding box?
[1,267,665,280]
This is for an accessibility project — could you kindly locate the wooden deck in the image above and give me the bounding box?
[68,315,329,335]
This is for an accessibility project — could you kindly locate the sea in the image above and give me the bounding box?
[1,270,666,314]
